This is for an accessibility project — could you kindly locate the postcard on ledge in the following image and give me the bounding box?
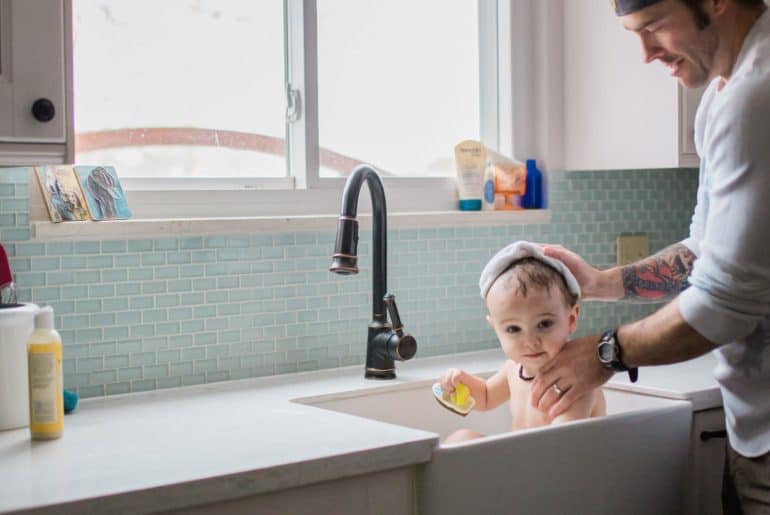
[34,165,91,223]
[74,165,132,221]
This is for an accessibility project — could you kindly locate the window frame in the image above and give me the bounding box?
[108,0,514,218]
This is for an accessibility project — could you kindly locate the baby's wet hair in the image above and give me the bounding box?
[495,257,578,307]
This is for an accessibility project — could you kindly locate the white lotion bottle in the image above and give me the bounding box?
[482,161,496,211]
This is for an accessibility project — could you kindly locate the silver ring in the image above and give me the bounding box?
[553,383,564,396]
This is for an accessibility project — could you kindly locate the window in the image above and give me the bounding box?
[73,0,287,181]
[316,1,480,178]
[72,0,507,215]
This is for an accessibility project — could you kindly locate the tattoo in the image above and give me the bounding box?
[621,244,696,302]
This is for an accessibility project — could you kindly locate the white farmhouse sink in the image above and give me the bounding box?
[294,378,693,515]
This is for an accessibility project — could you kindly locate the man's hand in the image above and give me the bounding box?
[542,245,622,301]
[530,334,613,418]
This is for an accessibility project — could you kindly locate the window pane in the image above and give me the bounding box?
[73,0,286,178]
[317,0,480,178]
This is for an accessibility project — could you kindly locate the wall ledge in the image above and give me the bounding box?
[30,209,551,241]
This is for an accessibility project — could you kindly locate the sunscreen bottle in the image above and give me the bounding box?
[454,140,486,210]
[28,306,63,440]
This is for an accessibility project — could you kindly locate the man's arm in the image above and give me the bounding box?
[620,243,696,303]
[542,243,696,302]
[618,297,715,366]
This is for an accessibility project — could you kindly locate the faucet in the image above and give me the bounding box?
[330,165,417,379]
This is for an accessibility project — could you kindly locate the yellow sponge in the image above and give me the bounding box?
[432,382,475,416]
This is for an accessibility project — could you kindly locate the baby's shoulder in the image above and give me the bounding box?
[500,359,520,381]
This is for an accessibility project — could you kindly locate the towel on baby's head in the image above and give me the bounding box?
[479,241,581,300]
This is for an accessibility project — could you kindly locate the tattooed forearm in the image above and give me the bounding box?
[620,244,697,302]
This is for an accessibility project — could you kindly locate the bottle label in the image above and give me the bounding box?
[460,169,482,189]
[29,352,58,424]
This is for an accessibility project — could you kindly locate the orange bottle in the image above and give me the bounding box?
[492,163,527,210]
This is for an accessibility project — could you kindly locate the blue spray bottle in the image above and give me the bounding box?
[521,159,543,209]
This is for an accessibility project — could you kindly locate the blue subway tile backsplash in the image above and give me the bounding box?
[0,167,698,398]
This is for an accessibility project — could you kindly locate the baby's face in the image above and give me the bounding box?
[485,280,578,373]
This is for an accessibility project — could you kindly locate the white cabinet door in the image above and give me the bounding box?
[0,0,66,143]
[685,408,726,515]
[562,0,701,170]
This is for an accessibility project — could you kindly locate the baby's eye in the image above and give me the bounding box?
[537,319,554,330]
[506,325,521,334]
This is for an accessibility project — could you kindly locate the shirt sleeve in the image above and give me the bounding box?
[680,183,705,256]
[679,73,770,345]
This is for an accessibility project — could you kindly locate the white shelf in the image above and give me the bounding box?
[30,209,551,241]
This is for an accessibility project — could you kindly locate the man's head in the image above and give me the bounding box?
[485,258,580,373]
[613,0,764,24]
[615,0,767,87]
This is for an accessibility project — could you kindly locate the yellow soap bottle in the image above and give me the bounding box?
[27,306,63,440]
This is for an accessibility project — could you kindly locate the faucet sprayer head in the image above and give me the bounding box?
[329,216,359,275]
[330,255,358,275]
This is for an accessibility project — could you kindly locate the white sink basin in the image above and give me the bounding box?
[294,377,684,440]
[294,377,693,515]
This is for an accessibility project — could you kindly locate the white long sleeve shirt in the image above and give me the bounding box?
[679,8,770,457]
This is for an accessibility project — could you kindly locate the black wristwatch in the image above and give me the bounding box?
[597,329,638,383]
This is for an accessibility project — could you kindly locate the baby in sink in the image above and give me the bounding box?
[439,241,606,443]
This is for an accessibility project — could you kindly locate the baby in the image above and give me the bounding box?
[440,241,606,443]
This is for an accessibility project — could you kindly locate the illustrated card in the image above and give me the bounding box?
[74,165,132,221]
[34,165,91,223]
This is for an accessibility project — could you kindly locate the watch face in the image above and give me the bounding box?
[598,338,616,364]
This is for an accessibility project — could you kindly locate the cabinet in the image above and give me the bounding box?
[0,0,72,165]
[562,0,703,170]
[163,467,416,515]
[685,407,726,515]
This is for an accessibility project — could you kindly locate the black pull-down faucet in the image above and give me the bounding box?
[329,165,417,379]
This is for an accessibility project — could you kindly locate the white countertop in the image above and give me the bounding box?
[607,352,722,411]
[0,348,721,515]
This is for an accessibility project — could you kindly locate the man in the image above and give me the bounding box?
[530,0,770,512]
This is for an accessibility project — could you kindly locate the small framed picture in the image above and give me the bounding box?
[34,165,91,223]
[74,165,132,221]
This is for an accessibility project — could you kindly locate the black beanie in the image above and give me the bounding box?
[611,0,664,16]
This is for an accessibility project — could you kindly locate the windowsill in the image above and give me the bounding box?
[30,209,551,241]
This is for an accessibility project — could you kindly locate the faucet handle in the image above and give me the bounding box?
[383,293,417,361]
[383,293,403,334]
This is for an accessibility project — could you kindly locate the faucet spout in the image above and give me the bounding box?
[330,165,417,379]
[329,165,388,323]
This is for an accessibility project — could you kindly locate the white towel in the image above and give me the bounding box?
[479,241,581,300]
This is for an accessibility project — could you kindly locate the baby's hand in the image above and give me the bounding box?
[440,368,466,394]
